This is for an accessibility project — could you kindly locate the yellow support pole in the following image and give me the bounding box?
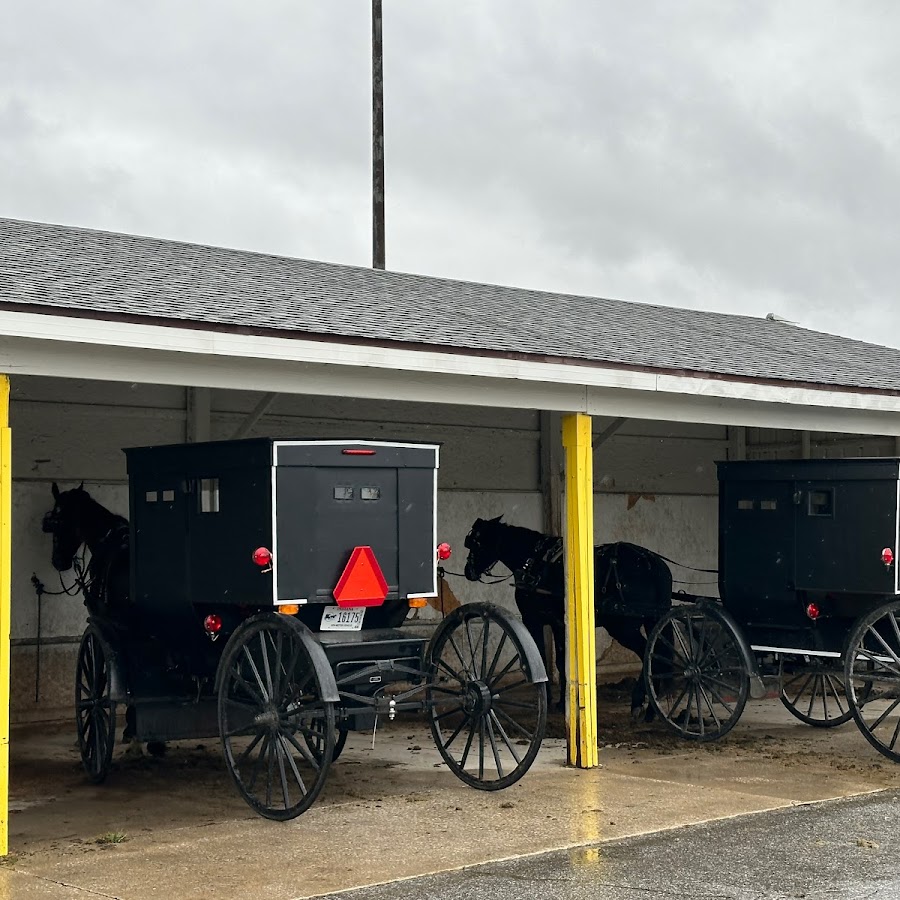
[562,413,598,768]
[0,375,10,855]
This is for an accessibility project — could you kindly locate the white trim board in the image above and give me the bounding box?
[2,311,900,434]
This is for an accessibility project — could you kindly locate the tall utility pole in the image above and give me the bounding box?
[372,0,385,269]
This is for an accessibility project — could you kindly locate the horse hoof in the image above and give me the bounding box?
[146,741,167,758]
[630,705,644,723]
[643,706,656,724]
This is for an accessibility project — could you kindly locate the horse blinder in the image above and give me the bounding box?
[42,510,61,534]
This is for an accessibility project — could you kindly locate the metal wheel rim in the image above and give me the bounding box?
[427,606,547,791]
[780,664,853,727]
[845,601,900,763]
[645,606,749,741]
[75,628,116,784]
[219,617,335,820]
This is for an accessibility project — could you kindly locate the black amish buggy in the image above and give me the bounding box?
[44,439,548,820]
[643,458,900,763]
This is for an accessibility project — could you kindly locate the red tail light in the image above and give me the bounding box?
[204,614,222,634]
[806,603,820,620]
[342,449,376,456]
[883,548,894,566]
[252,547,273,567]
[437,542,452,561]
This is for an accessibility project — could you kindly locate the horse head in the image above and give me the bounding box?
[42,482,90,572]
[463,515,504,581]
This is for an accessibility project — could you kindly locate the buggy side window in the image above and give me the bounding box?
[737,499,755,510]
[333,485,354,501]
[199,478,220,513]
[760,500,777,511]
[145,491,158,503]
[361,486,381,501]
[808,490,834,517]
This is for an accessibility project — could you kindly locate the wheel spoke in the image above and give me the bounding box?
[481,618,491,680]
[433,704,465,723]
[864,696,900,732]
[492,678,529,696]
[274,734,291,810]
[242,645,270,702]
[484,632,509,683]
[493,705,536,742]
[435,658,466,687]
[488,710,523,765]
[447,633,474,680]
[487,654,521,689]
[458,720,478,770]
[277,731,308,795]
[485,716,504,779]
[696,682,723,730]
[281,725,322,771]
[439,714,469,752]
[786,673,814,708]
[806,674,821,719]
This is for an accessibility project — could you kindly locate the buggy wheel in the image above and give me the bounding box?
[645,604,749,741]
[845,601,900,763]
[219,614,336,820]
[780,660,853,727]
[426,603,547,791]
[75,625,117,784]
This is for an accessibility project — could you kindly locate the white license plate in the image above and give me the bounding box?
[320,606,366,631]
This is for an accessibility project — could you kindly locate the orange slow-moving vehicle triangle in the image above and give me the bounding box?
[333,546,389,608]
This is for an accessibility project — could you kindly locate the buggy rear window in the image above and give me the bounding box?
[808,490,834,517]
[199,478,220,513]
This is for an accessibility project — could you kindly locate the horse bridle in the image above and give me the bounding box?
[462,528,509,584]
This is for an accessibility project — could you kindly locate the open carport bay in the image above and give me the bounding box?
[6,687,900,899]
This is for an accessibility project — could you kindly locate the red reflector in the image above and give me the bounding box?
[342,449,376,456]
[252,547,272,567]
[806,603,820,620]
[437,542,452,561]
[204,614,222,634]
[883,548,894,566]
[333,546,389,608]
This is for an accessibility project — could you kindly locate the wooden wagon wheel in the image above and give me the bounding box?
[645,603,749,741]
[75,624,118,784]
[426,603,547,791]
[779,658,854,727]
[845,600,900,763]
[218,614,336,820]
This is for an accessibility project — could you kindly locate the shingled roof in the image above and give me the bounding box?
[1,217,898,394]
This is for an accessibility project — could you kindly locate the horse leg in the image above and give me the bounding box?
[605,618,649,721]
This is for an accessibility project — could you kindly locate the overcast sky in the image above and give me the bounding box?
[2,2,899,347]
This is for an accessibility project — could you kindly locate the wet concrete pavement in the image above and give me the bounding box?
[324,790,900,900]
[4,693,900,898]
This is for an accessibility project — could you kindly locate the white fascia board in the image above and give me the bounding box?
[586,386,900,435]
[0,311,655,392]
[1,311,900,434]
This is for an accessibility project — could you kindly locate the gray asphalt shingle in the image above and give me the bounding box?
[1,217,898,394]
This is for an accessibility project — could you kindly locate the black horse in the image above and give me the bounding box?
[464,516,672,717]
[41,483,160,751]
[41,482,130,617]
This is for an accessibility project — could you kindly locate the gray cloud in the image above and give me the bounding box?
[2,1,899,348]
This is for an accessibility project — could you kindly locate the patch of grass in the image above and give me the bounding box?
[96,831,128,845]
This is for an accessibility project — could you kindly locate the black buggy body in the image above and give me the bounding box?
[126,439,439,631]
[72,438,547,819]
[718,458,899,654]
